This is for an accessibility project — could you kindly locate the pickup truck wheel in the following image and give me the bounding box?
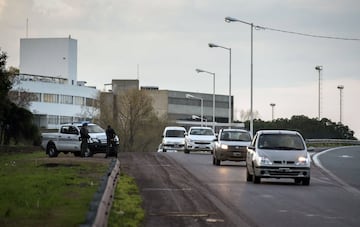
[83,148,93,158]
[47,144,58,158]
[302,177,310,186]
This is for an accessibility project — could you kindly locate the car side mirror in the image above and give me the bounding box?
[247,145,255,150]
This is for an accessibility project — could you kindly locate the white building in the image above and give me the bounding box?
[11,37,99,129]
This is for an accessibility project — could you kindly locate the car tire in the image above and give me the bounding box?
[246,166,253,182]
[163,149,167,152]
[214,157,221,166]
[302,177,310,186]
[212,156,216,165]
[47,144,58,158]
[253,175,261,184]
[184,148,190,154]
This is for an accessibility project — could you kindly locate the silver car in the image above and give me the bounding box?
[246,130,311,185]
[213,129,252,166]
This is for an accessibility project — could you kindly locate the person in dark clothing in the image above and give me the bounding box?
[80,122,90,157]
[105,125,116,158]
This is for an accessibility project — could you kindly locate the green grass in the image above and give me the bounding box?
[108,173,145,227]
[0,151,108,227]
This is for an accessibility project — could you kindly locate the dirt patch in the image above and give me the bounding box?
[39,163,80,168]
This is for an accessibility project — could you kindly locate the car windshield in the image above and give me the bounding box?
[166,130,185,138]
[190,128,214,136]
[79,124,105,133]
[220,131,251,141]
[258,134,305,150]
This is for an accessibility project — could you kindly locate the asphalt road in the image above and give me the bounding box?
[119,149,360,227]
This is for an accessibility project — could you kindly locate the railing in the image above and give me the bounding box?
[80,158,120,227]
[306,139,360,145]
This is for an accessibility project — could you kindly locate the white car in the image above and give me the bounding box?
[246,130,311,185]
[184,127,216,154]
[161,126,186,152]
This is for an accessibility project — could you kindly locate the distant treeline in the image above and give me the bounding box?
[241,115,357,140]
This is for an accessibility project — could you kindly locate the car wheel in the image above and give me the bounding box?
[253,175,261,184]
[83,148,93,158]
[246,166,253,182]
[184,149,190,154]
[212,156,216,165]
[163,149,167,152]
[47,144,58,158]
[215,157,221,166]
[302,177,310,186]
[252,163,261,184]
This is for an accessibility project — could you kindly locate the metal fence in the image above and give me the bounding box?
[306,139,360,145]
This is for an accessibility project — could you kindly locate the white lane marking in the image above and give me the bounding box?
[339,155,352,158]
[312,148,360,196]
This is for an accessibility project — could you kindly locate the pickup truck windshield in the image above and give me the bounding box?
[79,124,105,133]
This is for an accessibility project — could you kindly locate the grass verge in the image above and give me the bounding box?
[0,151,108,227]
[108,173,145,227]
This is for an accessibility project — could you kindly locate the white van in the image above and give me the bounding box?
[161,126,186,152]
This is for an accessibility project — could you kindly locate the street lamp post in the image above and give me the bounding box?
[208,43,232,128]
[186,94,204,127]
[337,85,344,123]
[270,103,276,121]
[315,65,323,120]
[195,69,215,130]
[225,16,254,136]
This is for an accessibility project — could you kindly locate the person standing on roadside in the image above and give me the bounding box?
[80,122,90,157]
[105,125,116,158]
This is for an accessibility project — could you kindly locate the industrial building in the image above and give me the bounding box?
[11,37,98,129]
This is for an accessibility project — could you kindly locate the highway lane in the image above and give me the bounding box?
[313,146,360,191]
[166,151,360,227]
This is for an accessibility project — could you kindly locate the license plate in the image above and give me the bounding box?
[279,168,290,172]
[233,152,242,156]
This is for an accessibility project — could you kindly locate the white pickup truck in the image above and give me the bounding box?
[41,122,119,157]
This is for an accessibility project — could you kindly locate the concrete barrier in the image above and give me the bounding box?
[81,158,120,227]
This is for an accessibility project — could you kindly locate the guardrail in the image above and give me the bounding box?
[81,158,120,227]
[306,139,360,145]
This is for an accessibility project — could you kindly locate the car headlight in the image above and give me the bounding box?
[257,156,272,165]
[296,156,309,165]
[220,144,228,150]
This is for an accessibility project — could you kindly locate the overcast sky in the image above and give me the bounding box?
[1,0,359,137]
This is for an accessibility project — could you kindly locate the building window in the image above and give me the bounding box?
[86,98,97,107]
[30,92,41,102]
[59,95,73,104]
[60,116,73,124]
[43,93,58,103]
[47,115,59,125]
[74,96,85,105]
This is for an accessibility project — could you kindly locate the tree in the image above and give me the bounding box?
[245,115,356,140]
[0,48,40,145]
[99,88,167,152]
